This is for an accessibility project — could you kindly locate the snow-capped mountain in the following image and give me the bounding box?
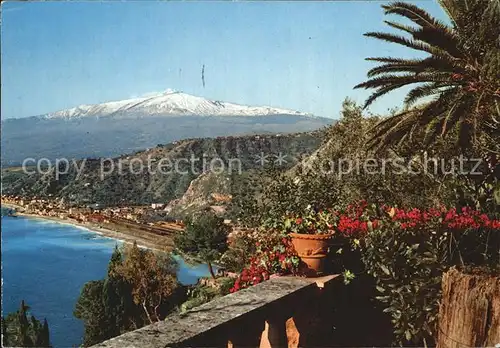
[2,90,331,166]
[43,89,312,119]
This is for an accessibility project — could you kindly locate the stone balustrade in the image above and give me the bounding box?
[92,275,340,348]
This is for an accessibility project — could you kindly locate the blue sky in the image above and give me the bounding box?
[1,1,446,119]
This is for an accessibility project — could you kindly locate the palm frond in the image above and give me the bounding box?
[422,108,456,144]
[364,32,456,61]
[418,57,464,72]
[365,57,422,64]
[367,108,421,148]
[355,73,452,90]
[383,20,416,35]
[404,83,454,106]
[383,1,447,29]
[412,27,462,58]
[356,73,458,108]
[374,115,421,149]
[357,0,495,151]
[366,64,423,77]
[383,2,462,56]
[437,0,464,28]
[366,57,463,78]
[368,92,455,150]
[364,32,433,52]
[363,84,408,109]
[415,91,457,128]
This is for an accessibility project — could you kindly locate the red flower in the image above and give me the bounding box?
[231,203,500,294]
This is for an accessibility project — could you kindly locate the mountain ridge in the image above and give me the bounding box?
[27,89,315,120]
[1,90,332,166]
[1,131,325,208]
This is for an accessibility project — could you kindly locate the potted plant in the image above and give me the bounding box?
[282,206,337,276]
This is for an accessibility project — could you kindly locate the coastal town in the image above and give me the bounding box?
[1,194,242,251]
[1,194,187,250]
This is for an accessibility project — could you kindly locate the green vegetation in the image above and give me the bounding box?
[1,301,50,347]
[355,0,500,152]
[174,212,231,279]
[226,1,499,345]
[229,101,498,345]
[180,277,235,313]
[2,132,324,207]
[360,205,499,344]
[111,242,178,323]
[352,1,499,343]
[229,98,459,225]
[74,244,185,346]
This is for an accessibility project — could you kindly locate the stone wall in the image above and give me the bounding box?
[92,275,339,348]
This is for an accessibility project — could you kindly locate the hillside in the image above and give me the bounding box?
[1,131,325,207]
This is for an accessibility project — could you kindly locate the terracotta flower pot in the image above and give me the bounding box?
[290,232,334,277]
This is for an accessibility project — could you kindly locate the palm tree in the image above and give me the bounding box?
[355,0,500,151]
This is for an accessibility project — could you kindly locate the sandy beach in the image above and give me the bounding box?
[1,203,170,252]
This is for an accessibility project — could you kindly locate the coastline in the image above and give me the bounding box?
[1,203,169,253]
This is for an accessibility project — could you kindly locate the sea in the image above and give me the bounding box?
[1,210,211,347]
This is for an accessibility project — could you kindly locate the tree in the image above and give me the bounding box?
[74,245,142,346]
[355,0,500,151]
[228,98,467,228]
[111,242,178,324]
[74,280,110,346]
[175,212,230,279]
[107,244,123,276]
[1,301,51,347]
[75,244,181,345]
[36,319,50,347]
[102,245,143,336]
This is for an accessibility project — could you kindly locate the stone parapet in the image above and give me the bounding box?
[92,275,339,348]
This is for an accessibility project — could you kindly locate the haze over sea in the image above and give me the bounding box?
[1,211,211,347]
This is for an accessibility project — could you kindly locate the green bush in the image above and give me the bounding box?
[180,277,235,313]
[174,211,230,279]
[220,231,257,273]
[362,222,445,345]
[2,301,50,347]
[360,206,500,345]
[180,286,218,313]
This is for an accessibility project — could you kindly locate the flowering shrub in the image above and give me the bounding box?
[359,204,500,345]
[282,205,336,235]
[230,203,374,293]
[229,201,499,345]
[220,228,259,273]
[280,201,378,238]
[229,232,300,293]
[335,201,381,237]
[274,202,499,344]
[386,205,500,230]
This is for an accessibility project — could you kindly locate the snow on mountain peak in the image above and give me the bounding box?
[163,88,179,94]
[42,90,313,119]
